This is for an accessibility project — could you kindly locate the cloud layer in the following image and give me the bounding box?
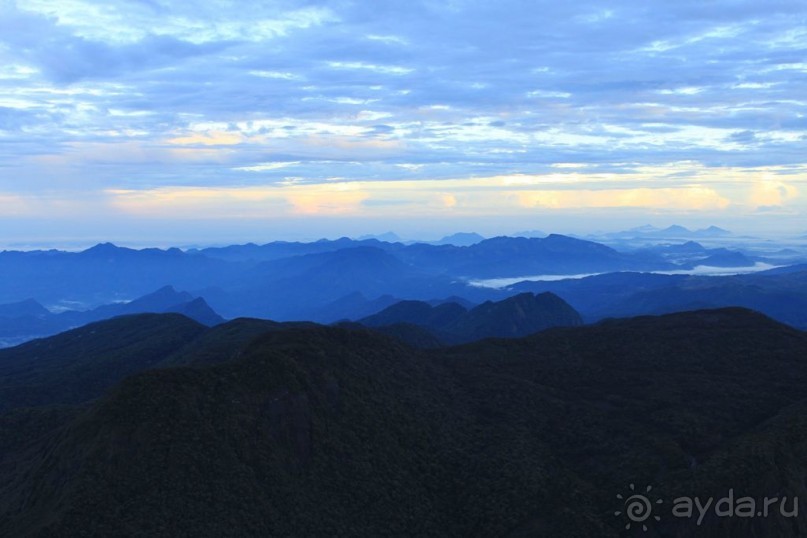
[0,0,805,242]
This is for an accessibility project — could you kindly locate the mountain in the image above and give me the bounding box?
[359,300,467,330]
[195,237,398,263]
[434,232,485,246]
[357,231,401,242]
[0,243,238,305]
[511,269,807,329]
[0,299,50,319]
[0,236,684,325]
[695,225,732,237]
[0,313,316,411]
[660,224,691,235]
[603,224,732,240]
[315,292,401,323]
[168,297,225,327]
[394,234,672,279]
[689,249,754,268]
[0,286,225,347]
[0,236,788,327]
[444,292,583,342]
[0,314,206,411]
[360,292,582,344]
[512,229,547,238]
[1,309,807,535]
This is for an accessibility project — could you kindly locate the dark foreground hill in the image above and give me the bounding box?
[1,309,807,536]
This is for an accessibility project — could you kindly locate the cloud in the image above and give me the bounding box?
[2,0,807,238]
[749,177,799,207]
[515,186,730,210]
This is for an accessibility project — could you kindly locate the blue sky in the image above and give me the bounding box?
[0,0,806,246]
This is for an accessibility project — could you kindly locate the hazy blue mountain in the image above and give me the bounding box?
[512,229,547,238]
[167,297,225,327]
[602,224,733,240]
[687,249,755,268]
[195,237,397,263]
[434,232,485,246]
[0,286,224,346]
[394,234,673,278]
[695,225,732,236]
[205,246,471,320]
[0,237,797,328]
[0,299,49,319]
[0,243,238,305]
[357,231,402,242]
[511,269,807,329]
[760,263,807,275]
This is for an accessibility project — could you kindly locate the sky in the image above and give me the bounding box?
[0,0,806,246]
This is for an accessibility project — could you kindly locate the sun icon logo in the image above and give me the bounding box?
[615,484,663,531]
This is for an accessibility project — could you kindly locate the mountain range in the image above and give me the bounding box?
[0,286,223,347]
[0,308,806,535]
[359,292,583,345]
[0,233,804,342]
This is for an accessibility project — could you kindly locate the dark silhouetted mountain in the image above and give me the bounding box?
[0,314,206,411]
[444,292,582,342]
[434,232,485,246]
[427,295,477,309]
[1,309,807,535]
[0,313,318,412]
[309,292,401,323]
[335,320,445,349]
[360,300,467,330]
[360,292,582,344]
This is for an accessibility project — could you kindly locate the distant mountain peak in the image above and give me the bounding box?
[629,224,661,233]
[435,232,485,246]
[82,242,122,254]
[695,225,732,236]
[357,232,402,242]
[513,229,547,238]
